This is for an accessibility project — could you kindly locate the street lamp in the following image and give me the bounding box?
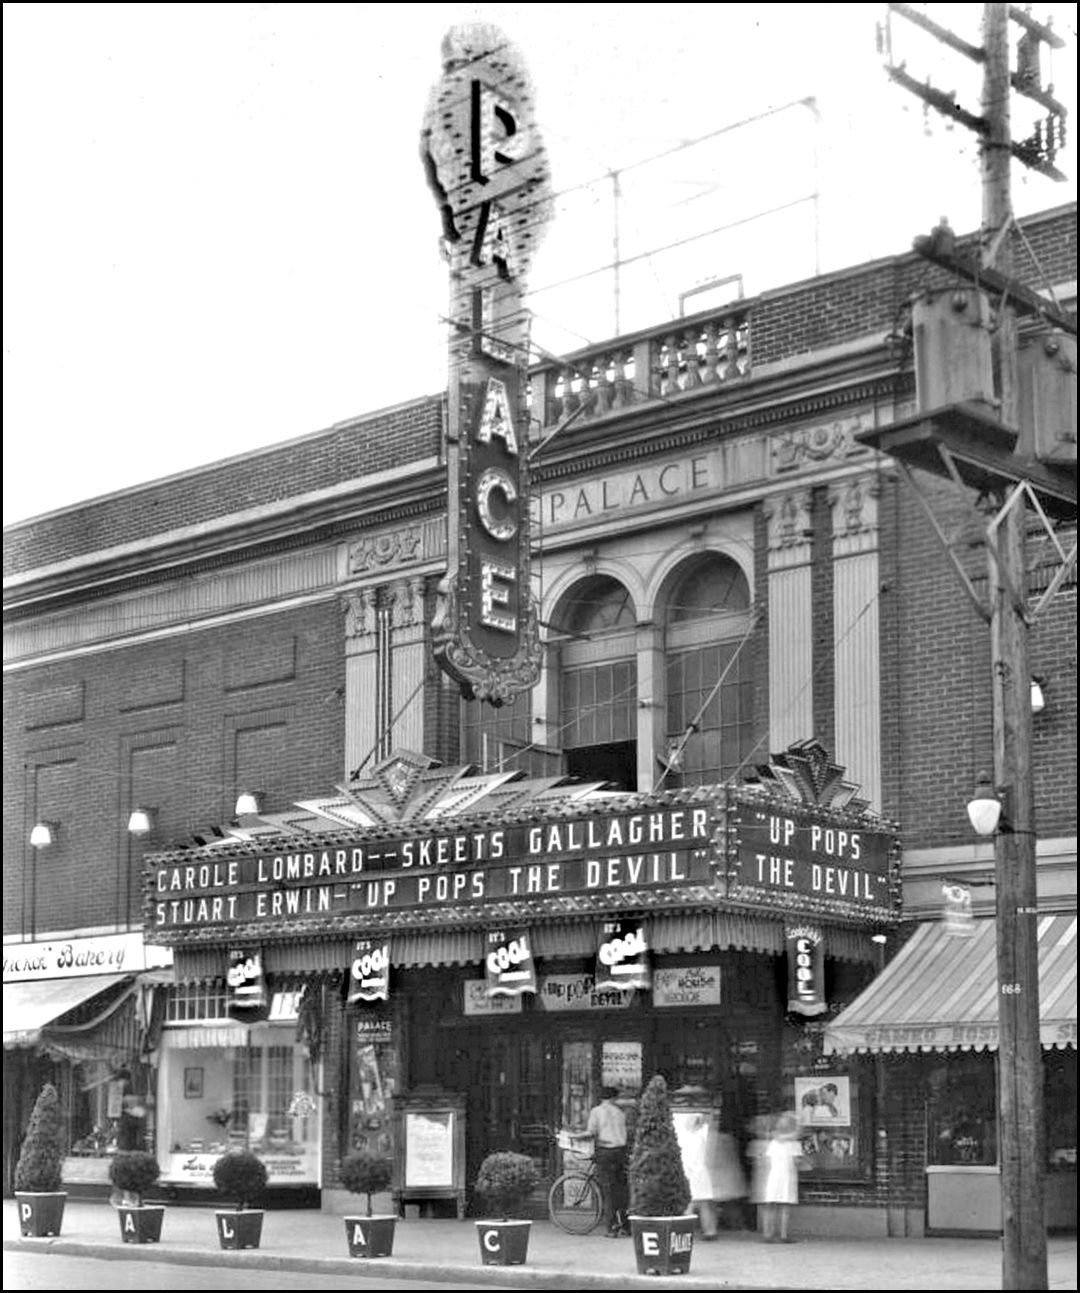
[967,775,1008,836]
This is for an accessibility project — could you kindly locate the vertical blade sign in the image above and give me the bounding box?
[421,24,553,705]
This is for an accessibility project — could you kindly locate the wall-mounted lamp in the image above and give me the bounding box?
[234,791,263,816]
[127,806,156,837]
[1030,675,1047,715]
[29,821,57,849]
[966,774,1012,837]
[870,932,888,945]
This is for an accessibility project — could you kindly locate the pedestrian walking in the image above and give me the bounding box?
[760,1111,804,1242]
[711,1128,748,1230]
[745,1114,772,1232]
[587,1086,630,1237]
[677,1112,719,1239]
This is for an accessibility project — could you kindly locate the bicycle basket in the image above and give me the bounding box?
[557,1129,594,1158]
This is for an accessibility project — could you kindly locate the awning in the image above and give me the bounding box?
[823,914,1077,1054]
[171,913,877,982]
[3,974,133,1049]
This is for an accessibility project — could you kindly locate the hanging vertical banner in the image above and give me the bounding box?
[941,882,975,937]
[421,24,553,706]
[786,926,826,1016]
[594,919,651,991]
[347,939,391,1003]
[484,927,537,996]
[226,947,266,1016]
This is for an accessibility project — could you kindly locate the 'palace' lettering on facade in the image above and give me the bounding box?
[542,456,713,527]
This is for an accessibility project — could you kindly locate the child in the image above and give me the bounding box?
[761,1111,803,1242]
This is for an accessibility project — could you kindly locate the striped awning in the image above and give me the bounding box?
[170,912,876,982]
[3,974,134,1049]
[823,914,1077,1054]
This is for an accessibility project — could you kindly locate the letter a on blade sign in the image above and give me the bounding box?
[421,24,553,706]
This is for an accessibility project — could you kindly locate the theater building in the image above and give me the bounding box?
[4,201,1074,1232]
[143,740,898,1223]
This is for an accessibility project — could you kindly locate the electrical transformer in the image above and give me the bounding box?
[912,288,995,413]
[1017,331,1077,466]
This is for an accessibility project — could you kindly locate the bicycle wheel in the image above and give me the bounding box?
[548,1170,603,1235]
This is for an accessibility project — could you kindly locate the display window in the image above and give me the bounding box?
[157,984,321,1187]
[783,1018,872,1178]
[1045,1049,1076,1173]
[925,1053,998,1167]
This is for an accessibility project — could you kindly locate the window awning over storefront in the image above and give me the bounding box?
[2,974,134,1049]
[823,914,1077,1055]
[170,913,879,983]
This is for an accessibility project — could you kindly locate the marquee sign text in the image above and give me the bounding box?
[732,800,894,919]
[150,806,713,933]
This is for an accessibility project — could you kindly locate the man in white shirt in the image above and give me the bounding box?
[587,1086,629,1236]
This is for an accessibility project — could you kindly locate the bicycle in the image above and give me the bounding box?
[548,1130,605,1234]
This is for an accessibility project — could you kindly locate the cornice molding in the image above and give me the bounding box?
[5,470,447,619]
[532,370,912,484]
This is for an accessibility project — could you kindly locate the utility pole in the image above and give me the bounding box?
[981,10,1046,1287]
[871,5,1073,1288]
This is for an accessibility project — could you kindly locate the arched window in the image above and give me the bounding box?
[664,555,754,787]
[555,576,638,790]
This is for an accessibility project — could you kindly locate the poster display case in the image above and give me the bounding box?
[393,1091,466,1218]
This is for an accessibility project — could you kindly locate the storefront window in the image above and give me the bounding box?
[925,1053,998,1167]
[157,985,321,1188]
[561,1041,593,1132]
[783,1019,869,1177]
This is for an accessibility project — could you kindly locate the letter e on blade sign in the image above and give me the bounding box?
[422,24,553,707]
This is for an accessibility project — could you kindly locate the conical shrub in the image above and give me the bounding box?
[14,1084,65,1193]
[628,1075,691,1217]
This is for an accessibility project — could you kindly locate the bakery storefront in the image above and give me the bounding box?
[3,933,173,1198]
[143,749,900,1223]
[823,913,1077,1235]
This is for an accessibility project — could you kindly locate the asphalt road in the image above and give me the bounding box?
[4,1249,513,1291]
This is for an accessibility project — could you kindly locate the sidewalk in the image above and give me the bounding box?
[4,1199,1077,1290]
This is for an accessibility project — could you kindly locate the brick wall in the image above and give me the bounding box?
[3,397,444,578]
[3,599,345,939]
[882,465,1076,847]
[752,203,1074,369]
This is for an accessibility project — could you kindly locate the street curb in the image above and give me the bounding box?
[3,1236,764,1289]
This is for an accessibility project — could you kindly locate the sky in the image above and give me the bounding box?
[3,2,1076,527]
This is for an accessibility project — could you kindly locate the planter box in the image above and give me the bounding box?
[215,1209,264,1250]
[475,1218,531,1266]
[629,1215,696,1276]
[15,1192,66,1238]
[344,1214,397,1258]
[117,1205,165,1244]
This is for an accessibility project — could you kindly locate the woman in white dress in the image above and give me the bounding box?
[761,1111,803,1242]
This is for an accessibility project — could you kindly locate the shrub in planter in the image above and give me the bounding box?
[109,1151,164,1244]
[212,1149,268,1250]
[473,1151,539,1267]
[340,1150,396,1258]
[627,1075,695,1276]
[14,1083,67,1238]
[109,1150,162,1206]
